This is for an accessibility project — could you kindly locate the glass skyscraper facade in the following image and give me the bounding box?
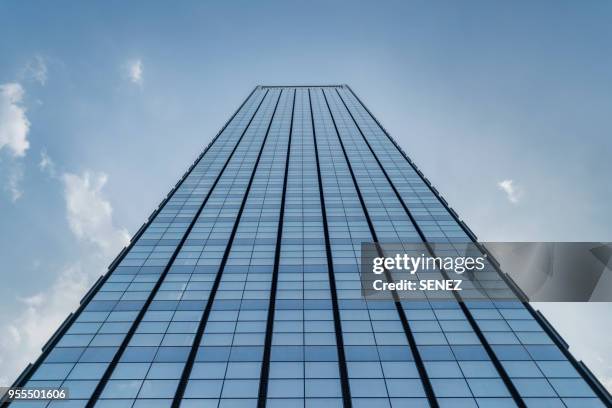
[7,85,611,408]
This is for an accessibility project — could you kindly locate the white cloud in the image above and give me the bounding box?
[0,83,30,157]
[0,262,100,387]
[63,171,130,255]
[125,59,143,85]
[5,166,24,202]
[39,149,56,177]
[497,179,523,204]
[0,170,129,386]
[23,56,48,86]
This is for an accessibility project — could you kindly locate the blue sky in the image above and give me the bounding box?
[1,0,611,389]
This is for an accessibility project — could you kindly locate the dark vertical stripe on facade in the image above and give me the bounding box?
[3,87,261,407]
[334,88,527,408]
[171,90,284,408]
[85,89,273,408]
[308,88,353,408]
[343,85,612,406]
[319,89,440,408]
[257,89,297,407]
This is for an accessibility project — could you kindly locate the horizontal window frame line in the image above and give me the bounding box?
[309,88,353,408]
[333,87,526,408]
[343,84,612,406]
[257,88,296,408]
[82,89,272,408]
[319,88,439,408]
[3,86,262,404]
[172,89,284,408]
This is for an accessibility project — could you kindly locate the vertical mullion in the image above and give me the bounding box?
[334,88,528,408]
[319,89,440,408]
[309,89,353,408]
[84,89,271,408]
[171,89,284,407]
[257,89,297,407]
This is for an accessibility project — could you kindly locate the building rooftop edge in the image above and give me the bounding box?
[258,84,347,89]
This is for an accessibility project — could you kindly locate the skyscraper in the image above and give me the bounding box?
[7,86,610,408]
